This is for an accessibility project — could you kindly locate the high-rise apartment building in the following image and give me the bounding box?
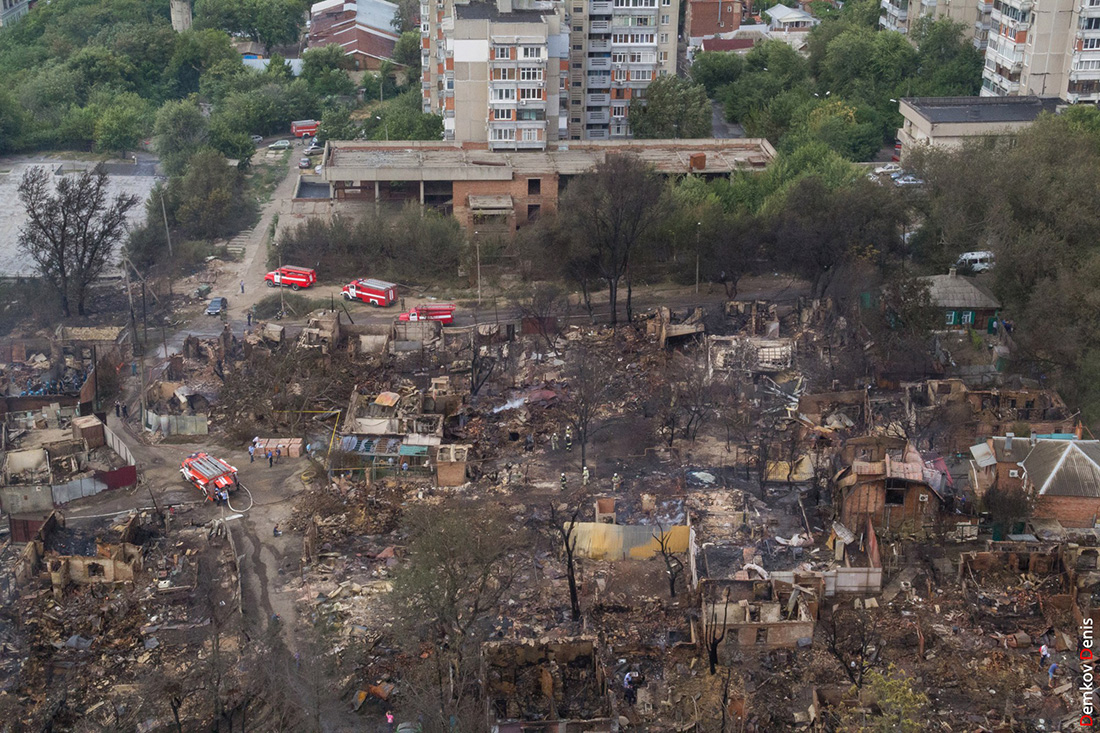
[421,0,679,146]
[878,0,1100,101]
[981,0,1100,101]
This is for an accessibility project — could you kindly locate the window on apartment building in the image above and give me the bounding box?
[659,69,668,76]
[574,43,583,50]
[612,104,627,116]
[574,24,584,30]
[1084,38,1100,49]
[572,117,582,123]
[494,45,511,59]
[614,0,656,6]
[660,13,670,23]
[493,108,512,120]
[518,109,544,120]
[491,128,516,140]
[659,32,669,43]
[572,98,581,104]
[659,50,668,62]
[522,46,542,58]
[613,88,626,98]
[612,52,627,62]
[961,311,975,325]
[572,61,583,68]
[1085,17,1100,29]
[634,15,653,25]
[492,88,517,101]
[521,68,544,81]
[522,128,541,142]
[614,69,628,81]
[662,0,671,6]
[493,68,517,80]
[634,69,652,80]
[520,87,542,100]
[422,22,430,31]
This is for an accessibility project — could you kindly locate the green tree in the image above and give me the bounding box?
[0,89,25,153]
[367,89,442,140]
[169,149,252,240]
[154,98,210,176]
[392,30,423,78]
[317,105,361,141]
[264,52,294,82]
[93,91,151,155]
[838,666,929,733]
[165,29,240,97]
[629,75,711,138]
[194,0,307,54]
[301,43,357,95]
[690,51,744,97]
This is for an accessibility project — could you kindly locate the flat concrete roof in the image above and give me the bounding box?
[322,139,776,183]
[901,96,1060,125]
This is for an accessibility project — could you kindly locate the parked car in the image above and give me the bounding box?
[298,157,312,169]
[874,162,902,175]
[205,297,228,316]
[269,140,291,150]
[304,144,323,156]
[250,135,263,144]
[894,174,924,187]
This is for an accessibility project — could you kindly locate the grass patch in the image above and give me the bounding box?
[253,292,331,319]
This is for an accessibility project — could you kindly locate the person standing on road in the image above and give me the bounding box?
[249,444,255,463]
[275,445,282,464]
[114,401,120,418]
[247,311,252,327]
[267,450,273,468]
[240,280,245,294]
[121,404,129,419]
[551,432,559,451]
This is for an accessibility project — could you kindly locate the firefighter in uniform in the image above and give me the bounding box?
[582,465,590,486]
[560,472,568,491]
[564,426,573,452]
[612,473,623,492]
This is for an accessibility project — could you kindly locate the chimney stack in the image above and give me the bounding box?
[1005,432,1014,454]
[948,266,958,278]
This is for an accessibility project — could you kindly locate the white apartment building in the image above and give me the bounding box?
[0,0,29,27]
[981,0,1100,102]
[422,0,678,145]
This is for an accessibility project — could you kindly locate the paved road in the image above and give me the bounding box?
[711,100,744,139]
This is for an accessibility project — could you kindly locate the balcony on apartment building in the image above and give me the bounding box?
[585,92,611,105]
[591,0,613,12]
[590,19,611,30]
[587,56,612,70]
[977,0,992,12]
[987,44,1024,74]
[586,109,611,123]
[880,0,909,19]
[920,0,936,9]
[586,128,611,139]
[587,73,612,88]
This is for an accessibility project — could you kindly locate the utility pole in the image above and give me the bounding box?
[160,191,174,298]
[695,221,701,295]
[122,266,147,431]
[475,231,482,305]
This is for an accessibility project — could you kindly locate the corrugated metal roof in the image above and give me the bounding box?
[969,442,996,468]
[1023,440,1100,497]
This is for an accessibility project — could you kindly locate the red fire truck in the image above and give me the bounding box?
[291,119,319,138]
[264,266,317,290]
[342,278,397,306]
[180,452,238,500]
[398,303,456,325]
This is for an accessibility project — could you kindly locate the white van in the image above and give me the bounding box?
[956,251,995,273]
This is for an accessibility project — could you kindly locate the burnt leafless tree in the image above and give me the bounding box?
[676,356,712,443]
[654,524,684,598]
[703,586,732,675]
[780,421,803,484]
[550,504,583,621]
[511,283,569,355]
[557,154,666,326]
[823,608,884,689]
[17,165,139,317]
[558,344,619,468]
